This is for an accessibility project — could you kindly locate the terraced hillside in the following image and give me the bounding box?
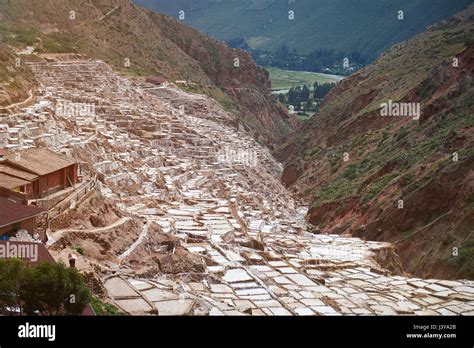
[4,57,474,316]
[0,0,296,148]
[277,5,474,279]
[0,1,473,316]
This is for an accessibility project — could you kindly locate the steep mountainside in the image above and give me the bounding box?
[0,42,35,107]
[0,0,296,147]
[135,0,473,58]
[277,6,474,279]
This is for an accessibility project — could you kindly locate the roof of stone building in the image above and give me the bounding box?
[5,148,76,176]
[0,163,39,181]
[0,173,31,190]
[0,197,45,227]
[146,76,167,85]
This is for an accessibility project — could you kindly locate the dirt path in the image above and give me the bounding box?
[2,90,34,110]
[47,217,130,245]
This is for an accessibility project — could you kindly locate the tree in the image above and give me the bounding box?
[302,85,310,102]
[278,93,286,104]
[288,87,296,104]
[294,86,303,103]
[20,262,91,315]
[276,44,290,60]
[303,100,313,111]
[0,258,26,315]
[314,82,336,99]
[63,267,92,315]
[0,259,91,316]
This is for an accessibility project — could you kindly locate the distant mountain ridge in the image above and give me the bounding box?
[134,0,473,60]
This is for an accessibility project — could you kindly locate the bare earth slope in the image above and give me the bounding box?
[0,0,296,147]
[277,5,474,279]
[0,42,34,107]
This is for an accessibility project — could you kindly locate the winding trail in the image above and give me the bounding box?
[1,90,34,111]
[47,217,130,246]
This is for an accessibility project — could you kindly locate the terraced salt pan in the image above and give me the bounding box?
[8,59,472,316]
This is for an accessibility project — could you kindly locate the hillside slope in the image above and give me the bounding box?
[277,5,474,279]
[0,42,35,107]
[135,0,473,58]
[0,0,296,147]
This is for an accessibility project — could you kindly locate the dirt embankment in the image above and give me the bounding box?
[121,228,206,278]
[49,192,142,263]
[50,192,125,231]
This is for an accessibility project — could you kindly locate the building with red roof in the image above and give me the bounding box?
[0,197,45,240]
[146,76,167,86]
[0,148,78,199]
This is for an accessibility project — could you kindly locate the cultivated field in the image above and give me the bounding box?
[267,67,344,92]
